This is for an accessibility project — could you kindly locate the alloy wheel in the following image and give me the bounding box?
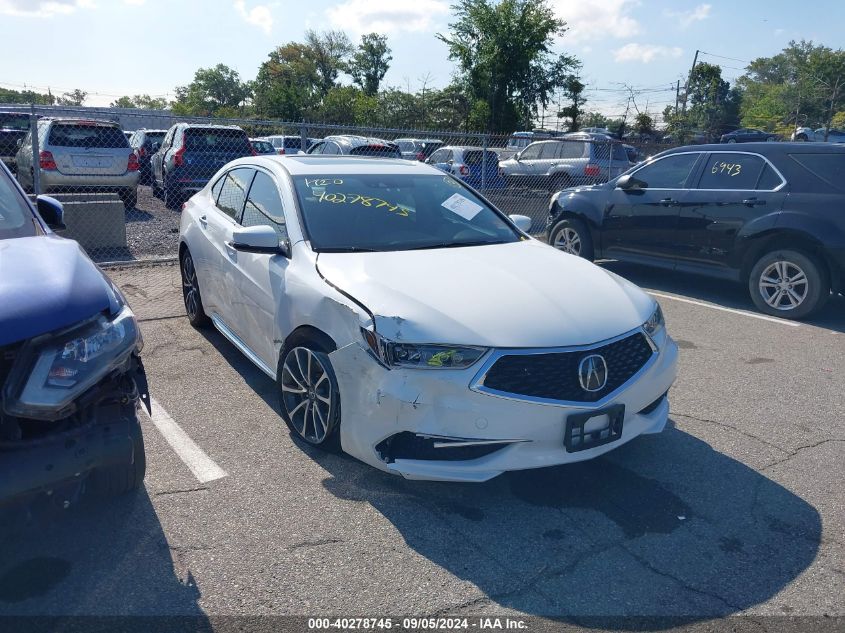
[281,347,334,443]
[181,252,200,320]
[553,227,582,255]
[758,260,808,311]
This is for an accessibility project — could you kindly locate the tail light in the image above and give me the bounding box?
[415,152,425,161]
[138,147,147,158]
[127,153,140,171]
[584,164,600,178]
[39,150,57,170]
[249,144,257,156]
[459,164,469,176]
[173,146,185,167]
[277,148,285,155]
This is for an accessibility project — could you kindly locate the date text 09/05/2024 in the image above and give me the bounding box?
[307,617,529,630]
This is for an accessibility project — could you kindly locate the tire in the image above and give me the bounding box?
[118,188,137,211]
[549,173,571,193]
[180,248,211,328]
[796,134,808,142]
[91,415,146,496]
[164,178,182,210]
[766,136,777,142]
[278,342,342,453]
[727,138,737,143]
[549,216,594,260]
[748,249,830,319]
[151,170,162,198]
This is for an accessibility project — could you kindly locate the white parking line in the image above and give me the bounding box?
[143,397,228,483]
[648,291,801,327]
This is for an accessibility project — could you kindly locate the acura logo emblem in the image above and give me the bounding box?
[578,354,608,392]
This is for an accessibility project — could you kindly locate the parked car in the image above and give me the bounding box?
[250,138,276,155]
[394,138,444,161]
[306,135,401,158]
[426,146,506,189]
[151,123,254,209]
[263,135,316,155]
[0,160,149,510]
[129,128,166,185]
[177,155,677,481]
[0,111,30,174]
[662,130,710,145]
[623,144,640,164]
[792,127,845,143]
[580,127,614,137]
[720,128,779,143]
[123,131,133,141]
[15,118,140,210]
[499,134,630,190]
[546,143,845,319]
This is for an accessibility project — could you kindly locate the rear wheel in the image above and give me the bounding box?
[795,134,808,142]
[549,216,594,260]
[278,343,341,452]
[727,138,737,143]
[164,175,182,210]
[151,170,162,198]
[748,249,829,319]
[180,248,210,328]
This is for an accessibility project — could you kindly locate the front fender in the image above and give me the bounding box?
[548,190,605,230]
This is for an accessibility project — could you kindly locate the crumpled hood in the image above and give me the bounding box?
[317,239,655,348]
[0,236,113,346]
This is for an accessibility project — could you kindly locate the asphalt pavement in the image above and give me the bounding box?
[0,261,843,632]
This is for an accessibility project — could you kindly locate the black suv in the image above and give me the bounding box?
[0,111,30,174]
[129,128,167,185]
[546,143,845,319]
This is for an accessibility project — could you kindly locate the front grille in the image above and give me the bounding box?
[481,332,654,403]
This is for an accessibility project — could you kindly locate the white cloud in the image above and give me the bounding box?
[613,43,683,63]
[550,0,641,43]
[124,0,146,5]
[0,0,94,17]
[234,0,272,34]
[665,3,711,28]
[326,0,449,35]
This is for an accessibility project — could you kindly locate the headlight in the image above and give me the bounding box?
[642,303,665,338]
[4,305,140,420]
[361,328,487,369]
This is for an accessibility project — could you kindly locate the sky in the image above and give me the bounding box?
[2,0,843,123]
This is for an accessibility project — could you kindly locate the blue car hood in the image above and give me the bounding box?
[0,235,113,346]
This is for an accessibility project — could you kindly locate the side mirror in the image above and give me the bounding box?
[509,214,532,233]
[228,225,288,256]
[616,174,642,191]
[36,195,66,231]
[16,139,23,149]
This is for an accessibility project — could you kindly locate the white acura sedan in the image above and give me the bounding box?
[178,156,678,482]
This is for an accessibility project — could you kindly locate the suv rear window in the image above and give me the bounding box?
[790,153,845,192]
[463,150,498,165]
[0,113,29,131]
[184,128,250,152]
[592,142,629,162]
[350,145,401,158]
[48,123,129,148]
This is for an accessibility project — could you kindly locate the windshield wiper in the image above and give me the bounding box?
[404,240,507,251]
[317,246,381,253]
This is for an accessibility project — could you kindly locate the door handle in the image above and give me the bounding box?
[198,215,208,228]
[659,198,679,207]
[742,198,766,207]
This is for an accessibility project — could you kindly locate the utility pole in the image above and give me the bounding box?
[681,49,699,115]
[674,80,680,114]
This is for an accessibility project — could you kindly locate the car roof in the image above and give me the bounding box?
[227,155,436,176]
[178,123,243,130]
[664,142,845,155]
[440,145,489,151]
[43,118,120,126]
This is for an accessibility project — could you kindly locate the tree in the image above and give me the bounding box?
[437,0,579,133]
[172,64,250,116]
[304,29,355,98]
[253,43,321,120]
[0,87,54,105]
[558,74,585,131]
[634,112,654,134]
[685,62,741,138]
[348,33,392,96]
[110,94,170,110]
[57,89,87,106]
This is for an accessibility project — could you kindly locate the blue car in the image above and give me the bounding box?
[425,146,507,189]
[0,162,149,511]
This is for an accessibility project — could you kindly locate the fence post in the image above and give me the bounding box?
[300,122,308,155]
[481,133,489,190]
[606,138,612,183]
[29,104,41,196]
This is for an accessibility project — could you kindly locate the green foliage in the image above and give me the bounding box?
[0,87,55,105]
[57,89,87,106]
[634,112,654,134]
[253,43,321,120]
[110,94,170,110]
[173,64,250,116]
[348,33,392,96]
[437,0,579,132]
[304,29,355,98]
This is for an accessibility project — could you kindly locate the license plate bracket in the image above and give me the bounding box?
[564,404,625,453]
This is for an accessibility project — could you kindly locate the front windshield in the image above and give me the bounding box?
[0,170,37,239]
[292,174,520,252]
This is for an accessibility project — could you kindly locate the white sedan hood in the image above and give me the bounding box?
[317,239,654,348]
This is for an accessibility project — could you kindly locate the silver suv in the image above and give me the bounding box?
[499,133,630,190]
[15,118,139,209]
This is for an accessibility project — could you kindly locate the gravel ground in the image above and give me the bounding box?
[124,185,180,262]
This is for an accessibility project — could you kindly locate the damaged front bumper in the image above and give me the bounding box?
[0,354,148,507]
[329,334,678,483]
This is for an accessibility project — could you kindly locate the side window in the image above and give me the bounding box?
[323,142,340,155]
[210,173,226,203]
[309,142,324,155]
[272,138,283,148]
[216,167,254,220]
[539,143,559,159]
[241,171,288,241]
[558,142,585,159]
[757,164,783,191]
[429,149,446,163]
[520,143,542,160]
[697,153,766,190]
[631,153,700,189]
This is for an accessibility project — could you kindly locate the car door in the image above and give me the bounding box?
[228,169,291,370]
[153,127,174,184]
[199,166,255,327]
[677,152,787,275]
[513,142,542,181]
[601,152,703,264]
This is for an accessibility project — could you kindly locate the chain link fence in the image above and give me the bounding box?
[2,104,674,320]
